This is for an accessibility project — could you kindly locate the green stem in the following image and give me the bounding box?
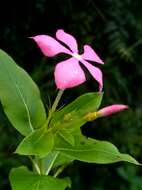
[39,158,45,175]
[29,90,64,175]
[51,89,64,113]
[45,151,59,175]
[29,156,41,174]
[44,89,64,128]
[54,164,67,178]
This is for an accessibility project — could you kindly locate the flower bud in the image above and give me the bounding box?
[97,105,128,117]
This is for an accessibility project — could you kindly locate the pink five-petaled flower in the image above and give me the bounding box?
[32,29,104,91]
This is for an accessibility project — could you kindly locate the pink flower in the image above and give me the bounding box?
[85,104,128,121]
[32,29,104,90]
[97,104,128,117]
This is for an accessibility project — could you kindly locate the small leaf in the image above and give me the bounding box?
[9,166,71,190]
[43,151,74,169]
[16,128,54,157]
[0,49,46,136]
[50,92,103,132]
[54,134,140,165]
[43,151,60,172]
[58,130,75,146]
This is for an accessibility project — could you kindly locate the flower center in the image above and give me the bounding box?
[72,53,82,61]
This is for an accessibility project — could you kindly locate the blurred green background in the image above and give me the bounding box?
[0,0,142,189]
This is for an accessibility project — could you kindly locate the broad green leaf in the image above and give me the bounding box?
[9,166,71,190]
[50,92,103,132]
[0,49,46,136]
[54,134,140,165]
[16,128,54,157]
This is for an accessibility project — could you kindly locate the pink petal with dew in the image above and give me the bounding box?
[82,45,104,64]
[97,105,128,117]
[54,57,86,89]
[31,35,71,57]
[81,60,103,91]
[56,29,78,53]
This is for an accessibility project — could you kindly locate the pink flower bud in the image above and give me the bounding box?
[97,104,128,117]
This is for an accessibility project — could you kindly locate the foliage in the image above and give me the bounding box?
[10,166,71,190]
[0,49,139,190]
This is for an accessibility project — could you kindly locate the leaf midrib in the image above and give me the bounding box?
[55,147,121,158]
[2,59,34,133]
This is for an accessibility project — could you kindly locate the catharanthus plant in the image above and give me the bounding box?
[0,30,140,190]
[32,29,103,90]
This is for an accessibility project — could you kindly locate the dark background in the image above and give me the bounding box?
[0,0,142,189]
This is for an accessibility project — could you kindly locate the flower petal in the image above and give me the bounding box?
[97,105,128,117]
[31,35,71,57]
[54,58,86,89]
[82,45,104,64]
[81,60,103,91]
[56,29,78,53]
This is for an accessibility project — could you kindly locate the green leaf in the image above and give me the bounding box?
[43,151,60,173]
[9,166,71,190]
[0,49,46,136]
[16,128,54,157]
[58,130,75,146]
[54,134,140,165]
[53,152,74,168]
[43,151,74,169]
[50,92,103,132]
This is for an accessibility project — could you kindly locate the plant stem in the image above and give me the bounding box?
[39,158,45,175]
[29,156,41,174]
[29,90,64,175]
[54,165,67,178]
[45,151,59,175]
[51,89,64,113]
[44,89,64,128]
